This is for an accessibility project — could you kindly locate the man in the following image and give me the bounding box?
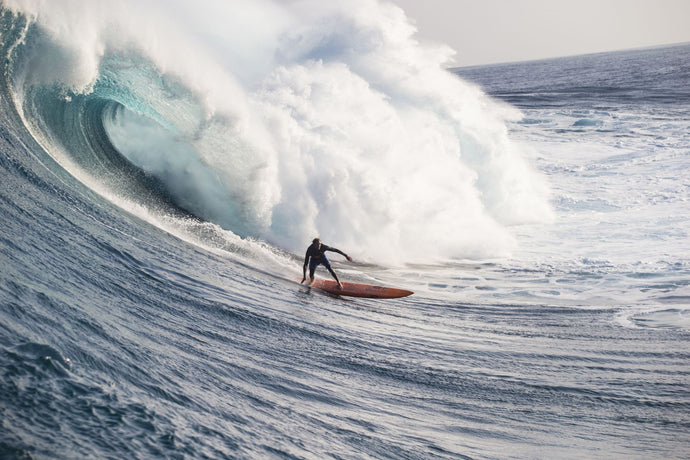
[301,238,353,289]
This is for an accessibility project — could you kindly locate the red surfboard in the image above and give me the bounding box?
[300,279,413,299]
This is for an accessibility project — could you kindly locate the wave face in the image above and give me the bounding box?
[1,0,551,264]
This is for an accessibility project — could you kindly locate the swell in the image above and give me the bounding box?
[455,43,690,109]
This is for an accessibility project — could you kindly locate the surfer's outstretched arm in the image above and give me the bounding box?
[325,246,353,262]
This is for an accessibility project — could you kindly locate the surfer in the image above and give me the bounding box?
[301,238,353,289]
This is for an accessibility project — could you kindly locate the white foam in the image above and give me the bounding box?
[7,0,553,264]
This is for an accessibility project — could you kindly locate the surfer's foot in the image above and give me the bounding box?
[337,282,343,290]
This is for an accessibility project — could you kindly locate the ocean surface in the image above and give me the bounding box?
[1,2,689,459]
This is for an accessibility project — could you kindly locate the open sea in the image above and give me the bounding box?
[1,1,688,459]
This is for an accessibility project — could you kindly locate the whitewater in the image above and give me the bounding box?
[1,1,688,459]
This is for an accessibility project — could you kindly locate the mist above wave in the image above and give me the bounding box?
[5,0,552,264]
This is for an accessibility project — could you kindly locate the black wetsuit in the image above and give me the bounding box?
[303,243,348,280]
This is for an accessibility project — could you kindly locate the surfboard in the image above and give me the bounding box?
[300,279,413,299]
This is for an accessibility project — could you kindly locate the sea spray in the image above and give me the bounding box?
[3,0,552,264]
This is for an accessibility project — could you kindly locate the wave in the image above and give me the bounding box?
[1,0,552,264]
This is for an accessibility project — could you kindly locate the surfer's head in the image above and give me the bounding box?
[312,237,321,248]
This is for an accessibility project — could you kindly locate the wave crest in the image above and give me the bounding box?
[2,0,552,264]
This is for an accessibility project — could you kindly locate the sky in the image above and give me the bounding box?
[390,0,690,67]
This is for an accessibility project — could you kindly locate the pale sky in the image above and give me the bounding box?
[390,0,690,67]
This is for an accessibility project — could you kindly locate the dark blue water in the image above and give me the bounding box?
[454,43,690,109]
[1,6,689,460]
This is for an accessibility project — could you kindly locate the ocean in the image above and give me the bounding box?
[1,1,688,459]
